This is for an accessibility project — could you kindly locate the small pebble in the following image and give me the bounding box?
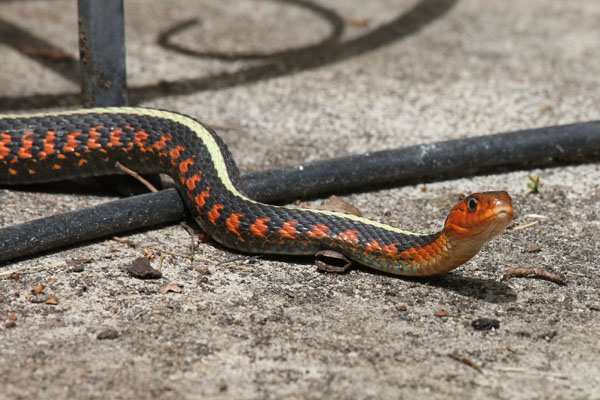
[126,258,162,279]
[471,318,500,331]
[97,329,120,340]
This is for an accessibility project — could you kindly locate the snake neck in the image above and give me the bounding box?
[419,229,499,276]
[372,232,485,277]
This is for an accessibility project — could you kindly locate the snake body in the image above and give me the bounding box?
[0,108,514,276]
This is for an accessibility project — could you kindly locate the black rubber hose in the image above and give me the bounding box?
[243,120,600,202]
[0,189,185,263]
[1,120,599,264]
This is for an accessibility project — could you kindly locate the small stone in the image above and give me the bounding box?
[71,265,85,273]
[97,329,120,340]
[471,318,500,331]
[524,244,542,253]
[30,295,50,304]
[126,258,162,279]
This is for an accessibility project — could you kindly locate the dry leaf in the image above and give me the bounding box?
[318,195,362,216]
[315,250,352,273]
[32,285,45,295]
[45,298,58,305]
[197,233,210,243]
[348,17,367,27]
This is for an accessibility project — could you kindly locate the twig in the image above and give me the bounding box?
[113,236,194,259]
[502,267,566,285]
[112,236,252,271]
[447,353,483,374]
[523,214,548,220]
[512,220,540,231]
[157,253,167,271]
[0,262,67,278]
[115,161,159,192]
[207,123,246,133]
[179,222,197,255]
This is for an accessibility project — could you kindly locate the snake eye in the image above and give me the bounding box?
[466,197,478,212]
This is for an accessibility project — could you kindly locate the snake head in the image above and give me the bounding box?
[443,191,514,245]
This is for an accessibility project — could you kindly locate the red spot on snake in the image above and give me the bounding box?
[382,243,400,258]
[0,133,11,159]
[8,168,17,175]
[108,129,123,147]
[225,213,244,236]
[169,145,185,159]
[278,221,298,239]
[77,159,88,167]
[195,187,210,209]
[364,239,383,251]
[152,134,172,152]
[63,131,81,153]
[134,130,149,147]
[38,130,57,159]
[306,224,330,239]
[17,131,34,159]
[338,229,359,245]
[249,218,270,238]
[185,173,202,191]
[179,157,194,174]
[87,127,102,150]
[207,204,224,226]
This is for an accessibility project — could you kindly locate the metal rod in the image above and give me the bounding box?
[77,0,128,107]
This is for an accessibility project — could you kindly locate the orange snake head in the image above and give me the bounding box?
[441,191,514,263]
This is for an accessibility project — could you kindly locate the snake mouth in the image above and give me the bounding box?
[468,201,513,240]
[482,205,514,238]
[495,209,513,222]
[494,204,514,220]
[489,196,514,223]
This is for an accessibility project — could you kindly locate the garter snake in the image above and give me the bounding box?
[0,107,514,276]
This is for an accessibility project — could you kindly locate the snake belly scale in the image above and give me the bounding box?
[0,107,514,276]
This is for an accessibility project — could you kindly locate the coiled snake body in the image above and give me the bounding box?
[0,108,514,276]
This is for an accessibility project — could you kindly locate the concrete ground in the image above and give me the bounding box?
[1,0,599,399]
